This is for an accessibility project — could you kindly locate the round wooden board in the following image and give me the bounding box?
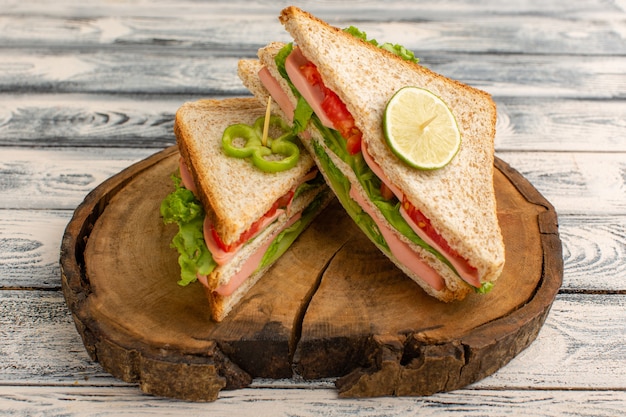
[60,145,562,402]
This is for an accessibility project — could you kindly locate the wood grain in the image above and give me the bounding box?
[1,386,626,417]
[58,148,561,400]
[3,149,624,216]
[0,147,154,209]
[1,0,624,56]
[1,96,625,151]
[2,210,624,293]
[0,94,184,147]
[500,151,626,216]
[0,210,70,289]
[558,216,626,292]
[1,52,624,98]
[3,291,625,390]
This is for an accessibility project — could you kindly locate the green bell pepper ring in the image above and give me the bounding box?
[222,115,300,172]
[221,124,262,158]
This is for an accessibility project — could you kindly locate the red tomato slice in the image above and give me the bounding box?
[380,182,395,200]
[299,61,362,155]
[211,190,295,253]
[402,197,479,281]
[300,61,324,86]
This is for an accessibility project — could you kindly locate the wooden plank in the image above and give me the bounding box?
[479,294,626,389]
[1,385,625,417]
[0,290,117,384]
[498,151,626,216]
[494,97,626,152]
[3,0,620,18]
[0,49,624,98]
[0,210,70,289]
[0,94,183,148]
[0,147,155,210]
[1,290,625,391]
[558,216,626,293]
[1,95,624,151]
[0,49,245,95]
[1,1,624,55]
[2,148,624,215]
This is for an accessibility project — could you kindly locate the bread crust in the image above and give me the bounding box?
[238,6,507,300]
[175,98,316,246]
[278,6,504,287]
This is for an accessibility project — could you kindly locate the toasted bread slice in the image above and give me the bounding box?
[240,56,470,302]
[175,98,316,247]
[278,6,504,288]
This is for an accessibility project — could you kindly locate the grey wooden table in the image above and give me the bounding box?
[1,1,625,415]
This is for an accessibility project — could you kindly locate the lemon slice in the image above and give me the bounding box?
[383,86,461,170]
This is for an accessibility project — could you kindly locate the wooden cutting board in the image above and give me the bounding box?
[60,145,562,402]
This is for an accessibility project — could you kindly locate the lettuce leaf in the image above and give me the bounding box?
[310,140,388,251]
[160,172,327,287]
[160,174,216,286]
[343,25,419,64]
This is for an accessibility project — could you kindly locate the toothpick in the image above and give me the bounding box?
[262,96,272,147]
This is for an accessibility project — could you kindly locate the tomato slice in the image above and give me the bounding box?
[380,182,395,200]
[299,61,362,155]
[402,197,479,282]
[300,61,324,86]
[211,190,295,253]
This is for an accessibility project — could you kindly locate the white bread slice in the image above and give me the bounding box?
[174,97,330,321]
[278,7,504,289]
[240,55,470,302]
[175,98,316,246]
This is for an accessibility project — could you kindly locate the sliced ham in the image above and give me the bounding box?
[361,142,480,288]
[212,211,302,296]
[204,208,285,266]
[348,185,445,291]
[258,67,295,122]
[284,47,336,129]
[179,157,197,195]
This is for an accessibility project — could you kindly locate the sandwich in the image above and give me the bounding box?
[238,6,505,301]
[160,97,330,321]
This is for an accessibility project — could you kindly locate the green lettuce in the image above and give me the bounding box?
[258,189,328,270]
[160,174,216,286]
[343,25,419,64]
[311,140,387,251]
[160,172,328,287]
[310,117,449,265]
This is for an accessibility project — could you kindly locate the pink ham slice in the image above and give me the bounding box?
[348,186,445,291]
[203,208,284,266]
[361,142,480,288]
[259,67,295,122]
[284,47,335,129]
[210,211,302,296]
